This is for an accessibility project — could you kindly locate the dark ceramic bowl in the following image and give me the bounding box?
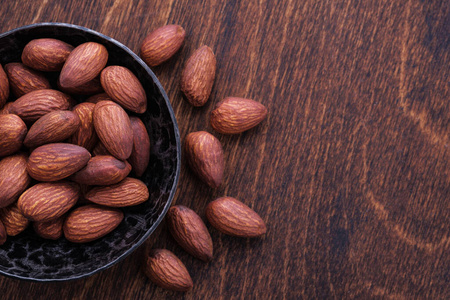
[0,23,180,281]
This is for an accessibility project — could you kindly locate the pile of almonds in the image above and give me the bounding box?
[140,25,268,292]
[0,38,151,244]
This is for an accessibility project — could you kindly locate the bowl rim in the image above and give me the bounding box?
[0,22,181,282]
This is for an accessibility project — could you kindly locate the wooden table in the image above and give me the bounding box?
[1,0,448,298]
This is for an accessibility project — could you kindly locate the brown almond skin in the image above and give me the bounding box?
[18,181,80,222]
[85,177,149,207]
[0,203,29,236]
[167,205,213,261]
[63,204,123,243]
[0,219,6,245]
[210,97,268,134]
[27,143,91,182]
[180,45,216,107]
[0,64,9,109]
[184,131,224,188]
[128,117,150,177]
[0,102,14,115]
[140,25,186,67]
[92,140,111,156]
[93,101,134,160]
[24,110,81,148]
[22,38,74,72]
[85,92,113,104]
[206,197,266,237]
[58,76,104,95]
[33,215,65,240]
[59,42,108,90]
[0,114,27,157]
[144,249,193,292]
[68,102,98,151]
[100,66,147,113]
[11,89,72,123]
[70,155,132,186]
[4,62,51,98]
[0,153,31,208]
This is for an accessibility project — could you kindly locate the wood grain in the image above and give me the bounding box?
[0,0,449,298]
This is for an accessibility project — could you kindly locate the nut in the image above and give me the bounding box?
[27,143,91,182]
[0,219,6,245]
[59,42,108,90]
[63,204,124,243]
[21,38,74,72]
[93,100,134,160]
[58,76,104,95]
[205,197,266,237]
[85,177,149,207]
[0,114,27,157]
[180,45,216,107]
[184,131,224,188]
[10,89,72,123]
[167,205,213,261]
[68,102,98,151]
[33,215,65,240]
[4,62,51,97]
[0,203,29,236]
[144,249,193,292]
[0,153,31,208]
[70,155,132,186]
[17,181,80,222]
[24,110,81,149]
[100,65,147,113]
[210,97,268,134]
[0,64,9,109]
[128,117,150,177]
[140,24,186,67]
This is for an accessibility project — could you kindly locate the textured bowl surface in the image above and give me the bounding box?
[0,23,180,281]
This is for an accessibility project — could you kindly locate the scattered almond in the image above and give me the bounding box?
[180,45,216,106]
[21,38,74,72]
[144,249,193,292]
[33,215,65,240]
[128,117,150,177]
[0,114,27,157]
[0,203,29,236]
[4,62,51,97]
[0,153,31,208]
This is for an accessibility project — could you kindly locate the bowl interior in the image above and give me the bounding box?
[0,23,180,281]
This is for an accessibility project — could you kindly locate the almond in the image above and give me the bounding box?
[59,42,108,90]
[128,117,150,177]
[144,249,193,292]
[85,92,113,104]
[21,38,74,72]
[167,205,213,261]
[0,114,27,157]
[0,64,9,109]
[27,143,91,181]
[0,203,29,236]
[58,76,104,95]
[85,177,149,207]
[24,110,81,148]
[0,153,31,208]
[0,219,6,245]
[11,89,72,123]
[180,45,216,107]
[33,215,65,240]
[0,102,14,115]
[210,97,268,134]
[93,100,134,160]
[63,204,123,243]
[100,65,147,113]
[140,24,186,67]
[92,140,111,156]
[4,62,51,97]
[70,155,131,186]
[184,131,224,188]
[18,181,80,222]
[68,102,98,151]
[206,197,266,237]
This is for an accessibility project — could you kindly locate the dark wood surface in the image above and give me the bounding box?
[1,0,449,299]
